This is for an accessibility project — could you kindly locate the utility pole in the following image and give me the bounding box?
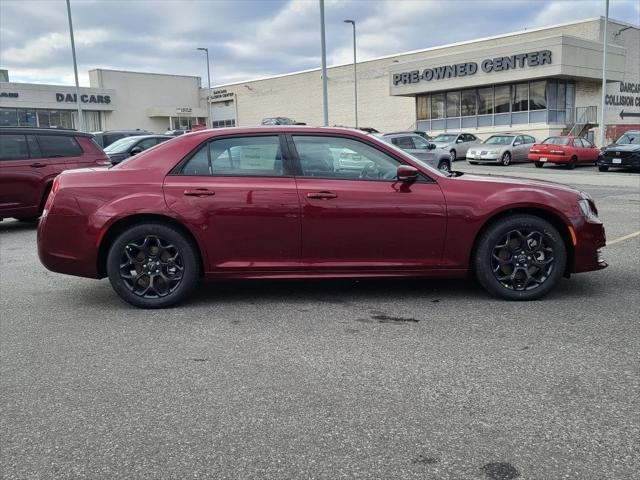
[344,20,358,128]
[319,0,329,126]
[66,0,84,131]
[600,0,609,146]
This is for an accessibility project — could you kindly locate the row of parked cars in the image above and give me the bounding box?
[377,129,640,172]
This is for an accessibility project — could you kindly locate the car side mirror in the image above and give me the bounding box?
[397,165,419,182]
[456,138,464,143]
[513,141,522,146]
[130,146,143,155]
[428,143,436,150]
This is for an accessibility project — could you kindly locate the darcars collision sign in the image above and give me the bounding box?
[392,50,552,86]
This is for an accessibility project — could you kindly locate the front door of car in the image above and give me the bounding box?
[288,134,447,270]
[163,134,301,272]
[512,135,528,161]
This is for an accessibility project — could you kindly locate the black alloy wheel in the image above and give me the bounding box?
[501,152,511,166]
[107,223,199,308]
[474,215,566,300]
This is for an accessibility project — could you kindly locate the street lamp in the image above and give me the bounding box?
[344,19,358,128]
[599,0,609,147]
[197,47,213,129]
[319,0,329,126]
[65,0,83,131]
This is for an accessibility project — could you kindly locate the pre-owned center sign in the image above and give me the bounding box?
[392,50,552,86]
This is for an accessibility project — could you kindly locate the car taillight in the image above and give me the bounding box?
[43,176,60,215]
[550,150,565,154]
[530,148,540,153]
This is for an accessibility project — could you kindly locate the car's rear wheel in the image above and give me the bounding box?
[501,152,511,166]
[598,165,609,172]
[106,223,199,308]
[534,161,544,168]
[474,215,567,300]
[437,160,451,172]
[566,156,578,170]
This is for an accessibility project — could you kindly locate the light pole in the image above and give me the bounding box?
[65,0,83,131]
[197,47,213,129]
[319,0,329,126]
[344,20,358,128]
[599,0,609,147]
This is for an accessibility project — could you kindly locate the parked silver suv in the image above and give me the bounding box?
[379,133,452,172]
[430,132,481,161]
[467,133,536,166]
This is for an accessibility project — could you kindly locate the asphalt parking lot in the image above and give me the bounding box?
[1,164,639,479]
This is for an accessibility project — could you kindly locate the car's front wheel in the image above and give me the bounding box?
[437,160,451,172]
[501,152,511,166]
[474,215,567,300]
[106,222,199,308]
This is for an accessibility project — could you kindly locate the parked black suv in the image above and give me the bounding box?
[598,130,640,171]
[91,129,152,148]
[104,135,172,164]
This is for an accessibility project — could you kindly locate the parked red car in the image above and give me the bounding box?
[38,127,607,308]
[528,136,600,169]
[0,127,110,221]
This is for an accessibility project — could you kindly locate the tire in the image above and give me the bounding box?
[598,165,609,172]
[566,156,577,170]
[474,215,567,301]
[106,222,199,308]
[449,149,457,161]
[437,160,451,172]
[468,161,478,165]
[500,152,511,166]
[534,161,544,168]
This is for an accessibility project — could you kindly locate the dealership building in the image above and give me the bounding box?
[0,17,638,144]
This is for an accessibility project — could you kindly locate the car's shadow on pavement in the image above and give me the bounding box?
[0,220,38,233]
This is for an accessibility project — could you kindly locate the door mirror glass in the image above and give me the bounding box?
[428,143,436,150]
[397,165,419,182]
[130,146,143,155]
[456,138,464,143]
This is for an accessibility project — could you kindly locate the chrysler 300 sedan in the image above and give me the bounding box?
[38,127,607,308]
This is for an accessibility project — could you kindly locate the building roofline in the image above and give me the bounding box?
[211,16,636,89]
[89,68,201,81]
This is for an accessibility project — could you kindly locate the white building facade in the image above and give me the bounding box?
[0,17,637,144]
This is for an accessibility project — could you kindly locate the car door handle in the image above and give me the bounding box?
[307,191,337,199]
[183,189,215,197]
[30,163,47,168]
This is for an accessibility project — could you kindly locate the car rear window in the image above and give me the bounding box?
[0,134,29,160]
[37,135,83,157]
[542,137,570,145]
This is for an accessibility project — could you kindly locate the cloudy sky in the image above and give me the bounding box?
[1,0,638,87]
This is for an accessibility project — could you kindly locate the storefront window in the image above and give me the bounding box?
[557,82,566,110]
[416,95,430,120]
[446,91,460,118]
[477,87,494,115]
[512,83,528,112]
[431,93,445,119]
[17,109,38,126]
[546,81,557,110]
[0,109,18,126]
[461,89,476,116]
[529,81,546,110]
[494,85,511,113]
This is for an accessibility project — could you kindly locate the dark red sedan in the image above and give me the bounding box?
[528,136,600,169]
[37,127,607,308]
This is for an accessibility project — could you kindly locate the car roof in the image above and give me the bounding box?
[0,126,93,137]
[382,132,422,138]
[92,129,151,134]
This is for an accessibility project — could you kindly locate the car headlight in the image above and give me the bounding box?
[578,192,599,221]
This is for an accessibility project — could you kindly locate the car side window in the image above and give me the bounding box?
[527,136,535,144]
[515,135,524,145]
[391,136,415,150]
[180,136,283,177]
[136,138,157,150]
[412,136,430,149]
[26,135,43,158]
[37,135,83,157]
[292,135,400,181]
[0,134,29,161]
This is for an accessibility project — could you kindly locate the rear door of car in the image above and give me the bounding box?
[164,134,302,272]
[576,138,599,162]
[288,134,447,270]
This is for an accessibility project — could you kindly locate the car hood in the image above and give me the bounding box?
[605,144,640,152]
[452,172,581,195]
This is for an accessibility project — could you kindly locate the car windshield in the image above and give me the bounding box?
[484,135,514,145]
[104,136,141,153]
[542,137,570,145]
[616,133,640,145]
[432,134,457,143]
